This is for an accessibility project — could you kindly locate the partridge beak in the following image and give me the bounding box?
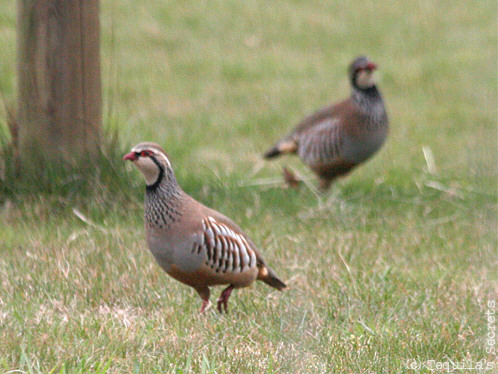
[123,152,137,161]
[366,62,378,71]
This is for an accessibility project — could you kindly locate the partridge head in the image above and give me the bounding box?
[124,142,287,313]
[348,55,378,90]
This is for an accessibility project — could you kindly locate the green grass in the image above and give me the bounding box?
[0,0,497,372]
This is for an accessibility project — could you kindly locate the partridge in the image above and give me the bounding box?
[124,142,287,313]
[264,56,389,190]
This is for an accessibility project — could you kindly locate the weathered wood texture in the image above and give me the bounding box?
[17,0,101,168]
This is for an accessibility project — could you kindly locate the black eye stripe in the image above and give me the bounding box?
[136,150,154,157]
[150,155,162,167]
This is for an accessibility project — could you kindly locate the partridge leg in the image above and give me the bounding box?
[282,167,301,189]
[196,286,211,314]
[217,285,235,313]
[319,177,333,191]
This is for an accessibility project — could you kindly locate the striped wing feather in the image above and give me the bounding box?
[193,217,257,275]
[297,118,343,166]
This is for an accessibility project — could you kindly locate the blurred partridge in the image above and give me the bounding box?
[124,143,287,313]
[264,56,389,190]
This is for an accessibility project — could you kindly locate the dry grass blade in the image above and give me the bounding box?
[72,208,107,232]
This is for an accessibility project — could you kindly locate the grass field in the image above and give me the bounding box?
[0,0,497,373]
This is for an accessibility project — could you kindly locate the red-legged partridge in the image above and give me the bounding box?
[264,56,389,190]
[124,143,287,313]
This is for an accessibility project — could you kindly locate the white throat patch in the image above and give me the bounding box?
[356,70,375,89]
[134,157,162,185]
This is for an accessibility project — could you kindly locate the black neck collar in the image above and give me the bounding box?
[353,84,380,99]
[145,156,165,192]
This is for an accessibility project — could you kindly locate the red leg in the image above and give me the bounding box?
[217,285,235,313]
[195,286,211,314]
[200,299,211,314]
[318,177,333,191]
[282,167,301,188]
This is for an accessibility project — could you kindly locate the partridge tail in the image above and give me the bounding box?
[263,138,297,159]
[258,265,287,290]
[263,144,282,159]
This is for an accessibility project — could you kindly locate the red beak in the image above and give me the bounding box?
[366,62,378,71]
[123,152,137,161]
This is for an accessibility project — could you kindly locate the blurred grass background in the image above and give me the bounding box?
[0,0,496,372]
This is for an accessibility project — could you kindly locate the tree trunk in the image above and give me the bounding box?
[17,0,101,170]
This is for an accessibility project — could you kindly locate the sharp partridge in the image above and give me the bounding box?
[124,142,287,313]
[264,56,389,190]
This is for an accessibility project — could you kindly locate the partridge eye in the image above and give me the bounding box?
[140,150,151,157]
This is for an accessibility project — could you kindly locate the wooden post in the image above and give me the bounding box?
[17,0,101,170]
